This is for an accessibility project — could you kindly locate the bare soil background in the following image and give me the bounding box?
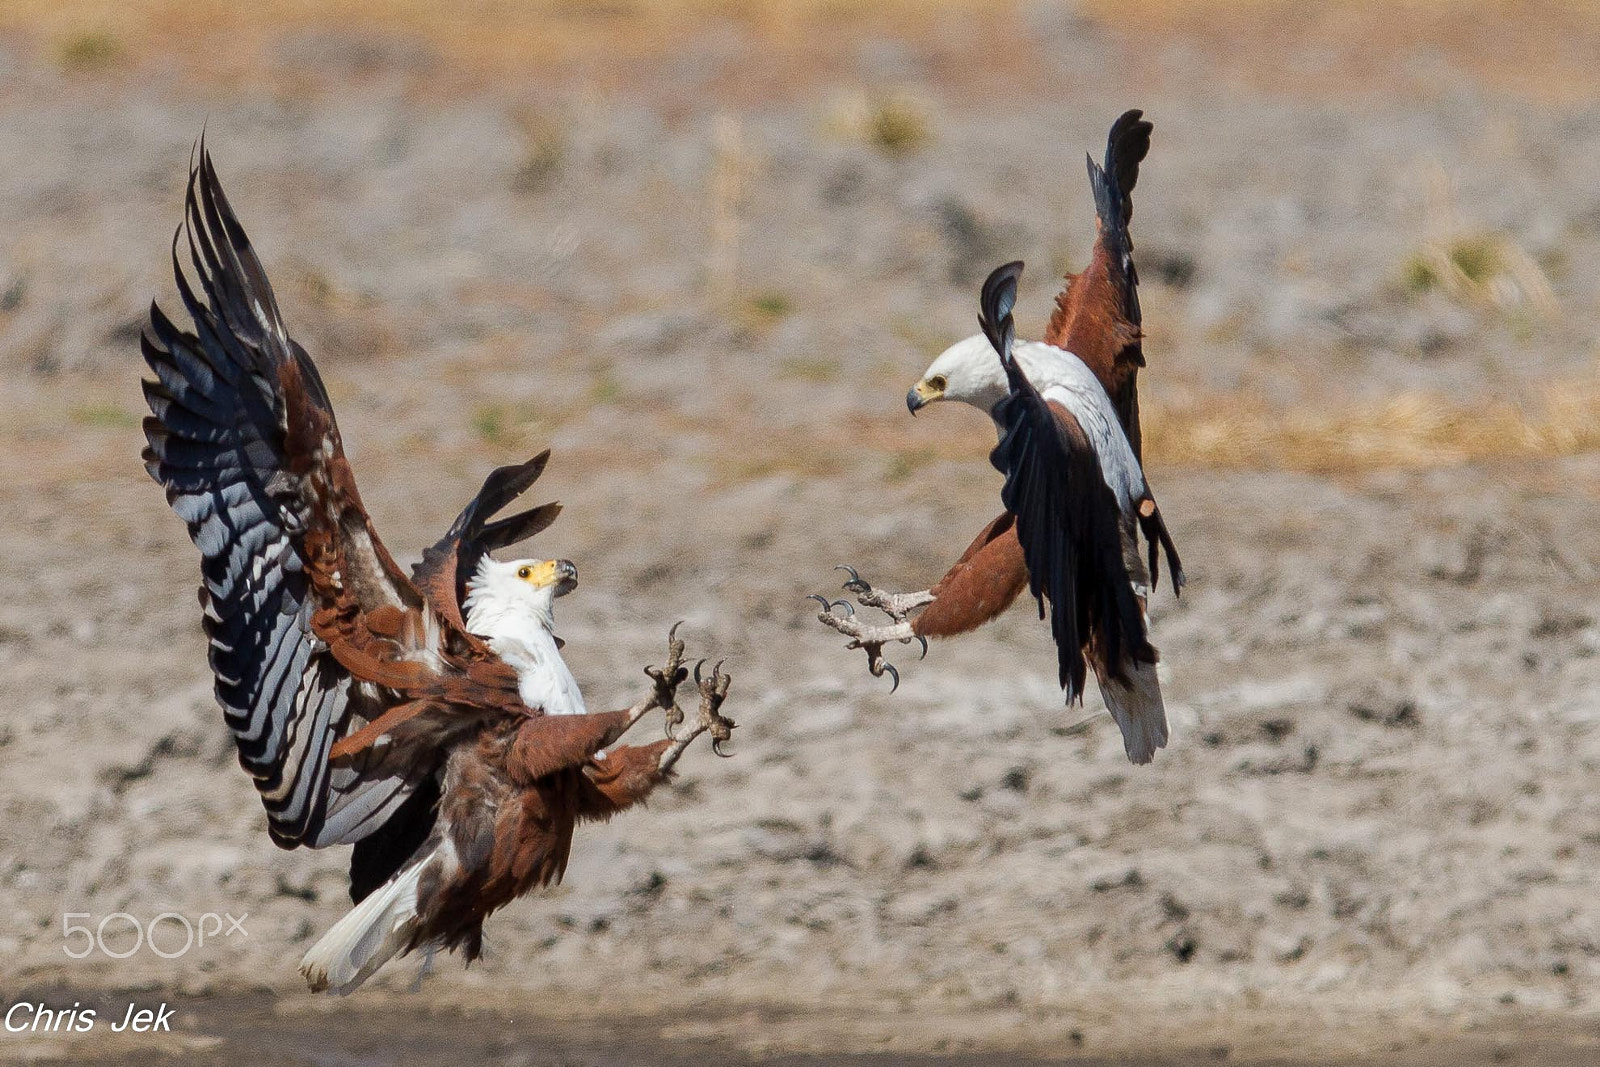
[1,2,1598,1063]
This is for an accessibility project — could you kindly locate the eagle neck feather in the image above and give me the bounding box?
[462,561,587,717]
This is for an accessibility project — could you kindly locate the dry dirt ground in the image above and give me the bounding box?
[2,3,1599,1064]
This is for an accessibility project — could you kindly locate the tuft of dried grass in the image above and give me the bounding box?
[589,362,623,404]
[55,29,122,70]
[1401,165,1557,314]
[746,291,793,321]
[469,401,556,447]
[470,404,510,445]
[778,356,839,383]
[884,446,938,483]
[1401,232,1556,313]
[69,402,138,429]
[511,105,569,194]
[825,90,932,156]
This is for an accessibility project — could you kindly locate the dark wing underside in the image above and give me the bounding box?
[980,262,1152,702]
[140,150,515,849]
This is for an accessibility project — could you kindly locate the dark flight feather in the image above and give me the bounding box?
[981,262,1153,702]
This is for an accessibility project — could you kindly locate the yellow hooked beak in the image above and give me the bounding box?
[906,376,945,415]
[517,559,579,597]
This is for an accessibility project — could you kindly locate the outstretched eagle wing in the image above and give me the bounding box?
[1043,110,1183,593]
[1044,108,1151,455]
[141,150,523,849]
[980,262,1154,703]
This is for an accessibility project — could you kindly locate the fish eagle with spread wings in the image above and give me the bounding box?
[811,110,1183,764]
[141,149,734,993]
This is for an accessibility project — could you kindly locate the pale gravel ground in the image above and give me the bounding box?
[1,15,1599,1063]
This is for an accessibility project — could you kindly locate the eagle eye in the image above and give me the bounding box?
[929,374,947,391]
[517,566,531,580]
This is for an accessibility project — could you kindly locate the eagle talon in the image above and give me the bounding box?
[849,641,896,691]
[662,697,687,739]
[643,622,690,710]
[882,662,900,692]
[824,566,935,624]
[836,564,871,594]
[814,577,928,691]
[656,658,737,772]
[697,660,736,756]
[628,621,694,741]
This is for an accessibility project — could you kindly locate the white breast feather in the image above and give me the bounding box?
[462,579,588,717]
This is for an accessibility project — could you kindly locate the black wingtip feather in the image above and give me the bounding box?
[415,452,563,616]
[978,260,1024,364]
[478,501,563,553]
[442,450,554,545]
[1105,109,1152,209]
[1086,109,1152,233]
[1082,110,1151,350]
[981,242,1156,700]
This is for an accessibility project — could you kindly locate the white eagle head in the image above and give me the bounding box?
[906,333,1009,416]
[462,556,577,636]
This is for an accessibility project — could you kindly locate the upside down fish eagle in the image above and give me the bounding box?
[812,110,1183,765]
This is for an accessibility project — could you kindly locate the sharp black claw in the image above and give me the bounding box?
[693,659,706,685]
[807,593,833,612]
[916,635,929,660]
[835,563,870,593]
[830,599,855,616]
[883,662,900,693]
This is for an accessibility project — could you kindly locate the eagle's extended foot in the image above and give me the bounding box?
[658,660,736,774]
[834,565,935,622]
[808,594,928,693]
[624,622,691,734]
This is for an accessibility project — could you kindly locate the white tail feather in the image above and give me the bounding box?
[1099,658,1168,765]
[299,859,427,995]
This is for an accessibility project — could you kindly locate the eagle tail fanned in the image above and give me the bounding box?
[1099,657,1168,765]
[299,855,429,995]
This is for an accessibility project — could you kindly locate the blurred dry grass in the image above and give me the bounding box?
[3,0,1020,94]
[14,0,1600,100]
[8,0,1600,483]
[699,374,1600,484]
[824,90,934,156]
[15,362,1600,497]
[1144,377,1600,473]
[1080,0,1600,100]
[1398,162,1559,315]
